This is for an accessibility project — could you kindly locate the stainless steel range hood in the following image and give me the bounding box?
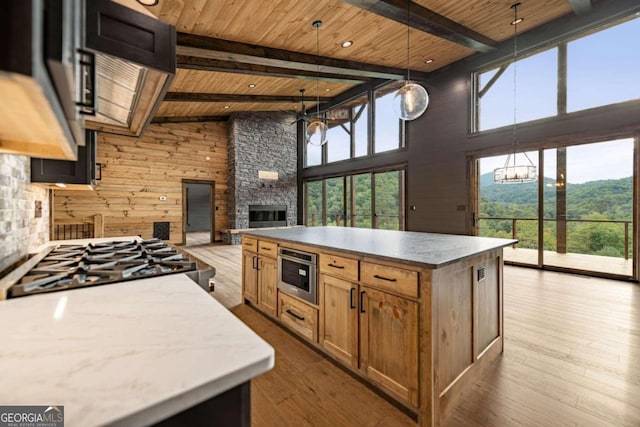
[83,0,175,137]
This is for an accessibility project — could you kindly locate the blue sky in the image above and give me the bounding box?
[480,15,640,183]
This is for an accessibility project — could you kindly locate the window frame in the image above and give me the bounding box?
[471,14,640,135]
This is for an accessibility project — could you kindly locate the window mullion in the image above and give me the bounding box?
[558,42,567,115]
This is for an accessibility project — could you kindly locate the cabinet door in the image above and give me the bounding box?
[360,287,419,407]
[320,274,358,368]
[257,256,278,316]
[242,251,258,304]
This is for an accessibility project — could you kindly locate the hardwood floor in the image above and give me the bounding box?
[186,244,640,426]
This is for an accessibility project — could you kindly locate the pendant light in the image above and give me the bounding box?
[493,2,537,184]
[393,0,429,121]
[307,20,328,146]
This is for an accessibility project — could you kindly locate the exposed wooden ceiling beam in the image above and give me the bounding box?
[177,55,370,84]
[164,92,332,103]
[177,32,430,81]
[316,79,392,114]
[152,116,229,124]
[340,0,497,52]
[568,0,592,15]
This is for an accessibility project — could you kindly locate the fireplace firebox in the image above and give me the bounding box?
[248,205,287,228]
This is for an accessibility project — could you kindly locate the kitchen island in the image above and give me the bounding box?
[241,226,516,427]
[0,273,274,426]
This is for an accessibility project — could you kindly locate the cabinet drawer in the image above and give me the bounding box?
[258,240,278,257]
[279,293,318,342]
[361,262,418,298]
[319,254,358,282]
[242,237,258,252]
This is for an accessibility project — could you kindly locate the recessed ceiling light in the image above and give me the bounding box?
[223,105,230,109]
[325,88,331,92]
[248,83,256,88]
[425,58,434,64]
[136,0,159,6]
[341,40,353,48]
[511,17,524,25]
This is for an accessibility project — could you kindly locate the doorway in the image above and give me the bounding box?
[475,137,638,280]
[182,180,215,246]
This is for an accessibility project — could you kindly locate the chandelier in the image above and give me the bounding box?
[494,2,537,184]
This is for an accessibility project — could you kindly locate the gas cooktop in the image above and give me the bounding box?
[8,239,197,299]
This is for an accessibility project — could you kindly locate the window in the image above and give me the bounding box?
[477,48,557,131]
[375,84,405,153]
[474,15,640,132]
[303,83,405,167]
[306,142,322,167]
[353,103,368,157]
[567,17,640,113]
[303,168,405,230]
[477,138,635,279]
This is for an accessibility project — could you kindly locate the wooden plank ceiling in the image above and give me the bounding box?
[144,0,574,121]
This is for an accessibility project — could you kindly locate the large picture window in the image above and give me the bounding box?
[304,168,405,230]
[474,15,640,132]
[303,83,405,168]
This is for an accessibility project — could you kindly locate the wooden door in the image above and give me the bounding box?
[257,256,278,316]
[359,287,419,407]
[320,274,358,368]
[242,251,258,304]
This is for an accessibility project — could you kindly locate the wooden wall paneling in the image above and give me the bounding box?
[53,122,228,243]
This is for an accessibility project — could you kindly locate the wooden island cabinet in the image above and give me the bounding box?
[241,227,515,426]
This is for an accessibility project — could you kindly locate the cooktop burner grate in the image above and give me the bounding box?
[9,239,197,298]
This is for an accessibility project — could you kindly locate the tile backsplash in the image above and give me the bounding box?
[0,154,49,273]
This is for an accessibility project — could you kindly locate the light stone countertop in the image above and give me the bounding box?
[0,274,274,426]
[243,226,517,269]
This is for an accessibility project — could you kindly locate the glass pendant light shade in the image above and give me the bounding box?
[306,119,327,146]
[394,82,429,121]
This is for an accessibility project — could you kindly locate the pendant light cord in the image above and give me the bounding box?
[315,21,321,119]
[406,0,411,83]
[511,4,518,167]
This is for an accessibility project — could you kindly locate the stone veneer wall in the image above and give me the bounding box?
[0,154,49,274]
[226,112,297,243]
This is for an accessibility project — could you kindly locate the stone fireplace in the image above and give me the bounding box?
[224,112,297,244]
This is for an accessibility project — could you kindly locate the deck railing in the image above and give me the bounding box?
[478,217,632,260]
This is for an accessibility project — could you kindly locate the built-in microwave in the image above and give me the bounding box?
[278,248,317,305]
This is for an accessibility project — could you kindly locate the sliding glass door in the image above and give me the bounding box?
[477,138,637,279]
[478,151,540,266]
[542,139,634,276]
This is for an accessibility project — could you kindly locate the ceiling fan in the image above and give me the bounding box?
[289,89,311,125]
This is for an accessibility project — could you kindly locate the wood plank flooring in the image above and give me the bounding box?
[185,244,640,426]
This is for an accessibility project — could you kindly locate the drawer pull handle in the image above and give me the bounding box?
[261,247,272,251]
[373,274,397,282]
[359,291,366,313]
[328,263,344,269]
[349,287,356,309]
[286,309,305,321]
